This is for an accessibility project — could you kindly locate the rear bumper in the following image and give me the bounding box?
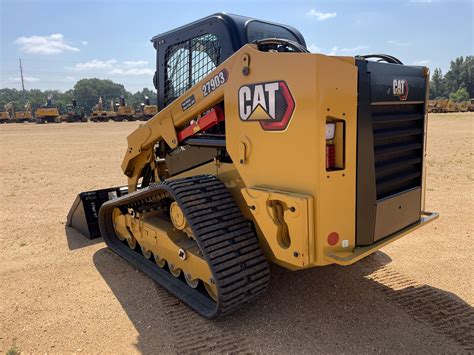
[326,211,439,265]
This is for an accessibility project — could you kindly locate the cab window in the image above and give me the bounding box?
[247,21,299,43]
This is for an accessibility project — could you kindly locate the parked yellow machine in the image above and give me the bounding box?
[68,13,438,318]
[15,111,33,122]
[1,102,14,123]
[0,111,10,123]
[139,96,158,121]
[91,97,109,122]
[15,102,33,123]
[36,95,60,123]
[114,96,136,121]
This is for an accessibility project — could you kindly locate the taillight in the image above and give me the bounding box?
[326,123,336,170]
[326,144,335,170]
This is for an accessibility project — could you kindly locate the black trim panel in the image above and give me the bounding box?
[356,60,377,246]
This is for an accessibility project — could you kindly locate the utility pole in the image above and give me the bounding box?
[19,58,25,92]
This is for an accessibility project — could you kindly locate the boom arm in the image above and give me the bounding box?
[121,45,250,191]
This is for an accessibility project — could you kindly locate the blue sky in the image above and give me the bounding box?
[1,0,472,92]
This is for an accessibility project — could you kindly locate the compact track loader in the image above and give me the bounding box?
[68,13,438,318]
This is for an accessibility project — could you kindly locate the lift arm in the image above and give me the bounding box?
[121,45,251,191]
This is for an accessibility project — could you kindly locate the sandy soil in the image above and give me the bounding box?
[0,113,473,353]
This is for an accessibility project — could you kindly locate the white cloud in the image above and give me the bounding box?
[122,60,148,68]
[307,9,337,21]
[109,68,154,76]
[14,33,79,55]
[412,59,431,66]
[71,59,153,76]
[307,44,321,53]
[340,45,369,53]
[81,41,88,46]
[387,39,413,47]
[65,76,76,81]
[73,59,118,70]
[306,44,368,56]
[8,76,40,82]
[328,46,339,55]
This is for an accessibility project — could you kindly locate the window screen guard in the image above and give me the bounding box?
[164,34,222,106]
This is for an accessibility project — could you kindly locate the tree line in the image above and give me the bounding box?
[0,78,157,114]
[1,56,472,113]
[430,56,472,102]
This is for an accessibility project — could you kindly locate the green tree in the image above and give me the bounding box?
[128,88,157,109]
[444,56,473,98]
[449,86,469,103]
[430,68,445,99]
[73,78,128,113]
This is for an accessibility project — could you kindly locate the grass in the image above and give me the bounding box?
[7,347,20,355]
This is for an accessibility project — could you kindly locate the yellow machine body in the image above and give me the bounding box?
[67,14,438,317]
[120,45,437,270]
[143,105,158,116]
[117,106,134,116]
[35,107,59,118]
[15,111,32,120]
[0,111,10,122]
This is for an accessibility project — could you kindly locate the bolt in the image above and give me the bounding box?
[242,67,249,76]
[239,159,244,164]
[289,207,296,212]
[293,251,299,257]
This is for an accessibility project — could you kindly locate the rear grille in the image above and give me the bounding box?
[372,104,424,199]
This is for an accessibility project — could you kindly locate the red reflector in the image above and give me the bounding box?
[327,232,339,246]
[326,144,335,170]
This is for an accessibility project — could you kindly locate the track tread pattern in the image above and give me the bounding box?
[362,258,474,351]
[99,174,270,318]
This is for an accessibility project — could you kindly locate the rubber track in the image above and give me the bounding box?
[99,174,270,318]
[361,258,474,351]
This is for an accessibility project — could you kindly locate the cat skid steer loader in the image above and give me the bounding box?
[68,13,438,318]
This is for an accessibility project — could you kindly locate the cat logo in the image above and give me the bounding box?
[238,81,295,131]
[393,79,409,101]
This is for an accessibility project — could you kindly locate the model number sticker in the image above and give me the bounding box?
[202,69,228,97]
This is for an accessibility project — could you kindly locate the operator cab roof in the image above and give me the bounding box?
[151,12,306,50]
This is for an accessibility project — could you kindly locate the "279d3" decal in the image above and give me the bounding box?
[202,69,228,97]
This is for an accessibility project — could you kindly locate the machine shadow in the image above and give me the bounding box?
[93,248,473,353]
[65,225,103,250]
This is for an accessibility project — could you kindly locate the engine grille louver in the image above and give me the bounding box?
[372,104,424,199]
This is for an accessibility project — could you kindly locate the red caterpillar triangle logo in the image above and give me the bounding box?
[393,79,409,101]
[238,81,295,131]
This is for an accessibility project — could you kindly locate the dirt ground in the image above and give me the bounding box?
[0,113,473,353]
